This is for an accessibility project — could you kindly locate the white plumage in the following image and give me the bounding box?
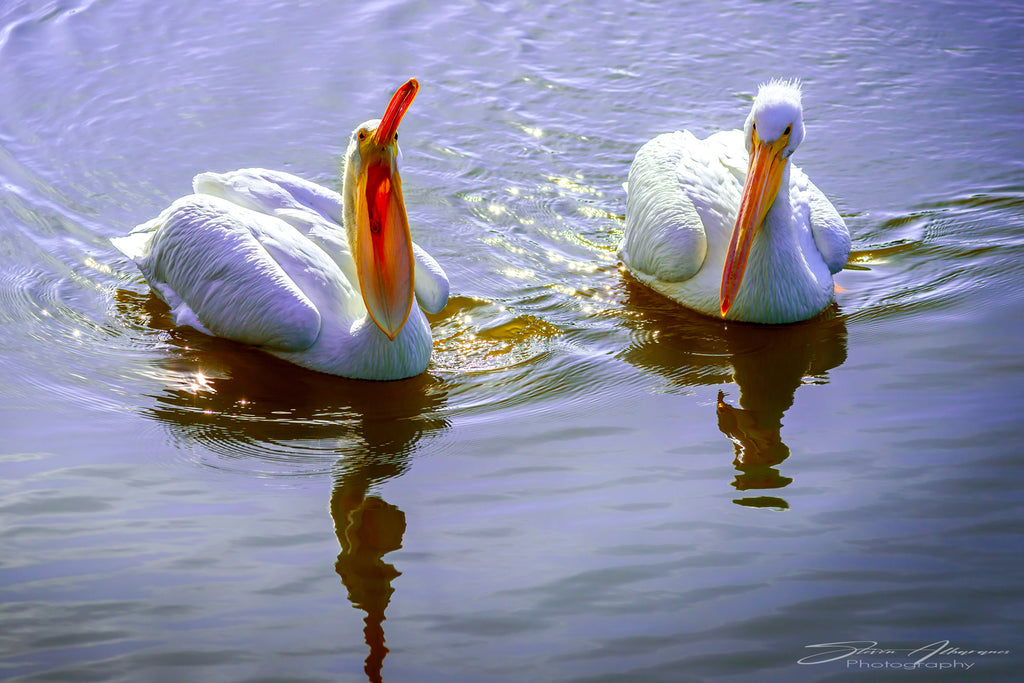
[620,80,850,323]
[114,79,448,380]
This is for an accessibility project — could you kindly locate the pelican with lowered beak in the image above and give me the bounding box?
[619,79,850,323]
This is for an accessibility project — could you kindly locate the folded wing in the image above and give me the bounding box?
[115,194,332,351]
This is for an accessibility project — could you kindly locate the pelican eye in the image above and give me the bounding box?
[784,124,792,135]
[358,130,367,141]
[752,121,756,131]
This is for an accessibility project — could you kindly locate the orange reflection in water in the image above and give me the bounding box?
[619,276,848,509]
[116,289,444,680]
[331,474,406,683]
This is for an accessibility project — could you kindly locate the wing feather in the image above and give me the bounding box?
[412,243,450,314]
[790,167,851,275]
[620,132,708,282]
[193,168,347,229]
[621,130,749,283]
[130,194,325,351]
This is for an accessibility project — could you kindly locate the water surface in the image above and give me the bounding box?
[2,0,1023,680]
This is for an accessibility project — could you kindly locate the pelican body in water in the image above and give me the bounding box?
[114,79,449,380]
[619,79,850,323]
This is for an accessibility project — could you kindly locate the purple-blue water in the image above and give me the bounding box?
[2,1,1022,680]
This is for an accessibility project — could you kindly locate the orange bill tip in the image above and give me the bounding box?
[374,78,419,146]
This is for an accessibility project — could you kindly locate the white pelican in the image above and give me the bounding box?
[619,79,850,323]
[113,78,449,380]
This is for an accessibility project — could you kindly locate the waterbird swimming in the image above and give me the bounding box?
[619,79,850,323]
[114,78,449,380]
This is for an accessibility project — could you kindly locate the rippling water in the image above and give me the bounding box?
[2,0,1023,680]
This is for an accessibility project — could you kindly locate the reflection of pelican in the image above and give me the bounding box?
[331,470,406,683]
[620,279,847,507]
[620,79,850,323]
[113,78,449,380]
[117,291,438,683]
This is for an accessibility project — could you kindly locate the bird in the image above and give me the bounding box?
[113,78,449,381]
[619,79,850,324]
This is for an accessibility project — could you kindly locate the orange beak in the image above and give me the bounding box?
[719,129,789,317]
[355,78,419,340]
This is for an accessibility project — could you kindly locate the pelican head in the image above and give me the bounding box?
[720,79,805,317]
[343,78,419,340]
